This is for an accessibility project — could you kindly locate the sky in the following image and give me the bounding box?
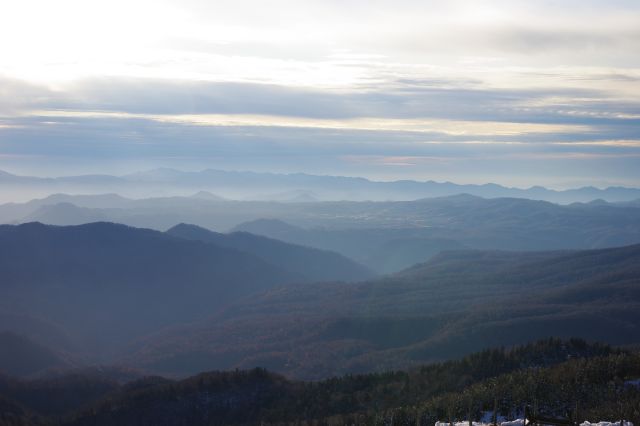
[0,0,639,188]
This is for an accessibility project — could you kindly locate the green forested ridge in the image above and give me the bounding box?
[1,339,639,426]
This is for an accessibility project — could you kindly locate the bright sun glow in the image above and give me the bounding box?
[0,0,185,82]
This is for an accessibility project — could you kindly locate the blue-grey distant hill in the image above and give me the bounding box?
[4,193,640,273]
[232,194,640,271]
[2,168,640,203]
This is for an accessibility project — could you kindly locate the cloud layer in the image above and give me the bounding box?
[0,0,639,187]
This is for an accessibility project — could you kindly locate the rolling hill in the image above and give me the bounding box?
[0,222,301,360]
[123,244,640,379]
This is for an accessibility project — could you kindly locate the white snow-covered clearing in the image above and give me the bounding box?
[436,420,633,426]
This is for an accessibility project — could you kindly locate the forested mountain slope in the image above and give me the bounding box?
[2,340,637,426]
[0,222,298,360]
[125,244,640,378]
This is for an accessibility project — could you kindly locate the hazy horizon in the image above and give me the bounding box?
[2,165,640,191]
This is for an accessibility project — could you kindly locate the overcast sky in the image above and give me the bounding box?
[1,0,639,188]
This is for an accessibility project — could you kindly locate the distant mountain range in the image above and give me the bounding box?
[2,168,640,203]
[233,218,469,273]
[2,193,640,273]
[231,195,640,271]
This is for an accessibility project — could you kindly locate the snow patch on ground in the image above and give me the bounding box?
[581,422,633,426]
[479,411,512,423]
[436,421,523,426]
[436,421,632,426]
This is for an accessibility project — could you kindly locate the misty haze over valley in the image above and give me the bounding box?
[2,169,640,424]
